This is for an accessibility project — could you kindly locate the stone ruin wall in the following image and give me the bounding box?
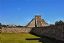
[1,27,32,33]
[30,25,64,41]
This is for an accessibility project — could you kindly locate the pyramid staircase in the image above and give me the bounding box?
[26,15,48,27]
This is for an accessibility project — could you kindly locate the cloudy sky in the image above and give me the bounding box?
[0,0,64,25]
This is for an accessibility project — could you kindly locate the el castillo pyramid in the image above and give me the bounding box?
[26,15,48,27]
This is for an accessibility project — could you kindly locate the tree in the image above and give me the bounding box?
[55,20,64,25]
[0,23,2,26]
[0,23,2,29]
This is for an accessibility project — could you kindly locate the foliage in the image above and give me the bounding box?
[0,23,2,29]
[55,20,64,25]
[0,23,2,26]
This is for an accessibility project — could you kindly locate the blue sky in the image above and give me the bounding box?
[0,0,64,25]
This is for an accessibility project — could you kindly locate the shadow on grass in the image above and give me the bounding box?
[26,37,64,43]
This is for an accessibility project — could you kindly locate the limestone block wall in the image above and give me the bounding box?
[27,19,35,27]
[1,27,32,33]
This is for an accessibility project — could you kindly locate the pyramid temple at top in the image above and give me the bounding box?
[26,15,48,27]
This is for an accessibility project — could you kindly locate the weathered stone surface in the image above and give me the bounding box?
[30,25,64,41]
[26,18,35,27]
[2,27,32,33]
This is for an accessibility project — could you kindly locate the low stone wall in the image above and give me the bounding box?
[1,27,32,33]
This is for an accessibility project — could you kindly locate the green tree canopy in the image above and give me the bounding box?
[0,23,2,26]
[55,20,64,25]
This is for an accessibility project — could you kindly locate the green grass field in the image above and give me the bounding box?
[0,33,41,43]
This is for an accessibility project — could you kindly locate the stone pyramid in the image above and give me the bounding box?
[26,15,48,27]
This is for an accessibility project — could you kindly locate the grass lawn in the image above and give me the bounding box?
[0,33,41,43]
